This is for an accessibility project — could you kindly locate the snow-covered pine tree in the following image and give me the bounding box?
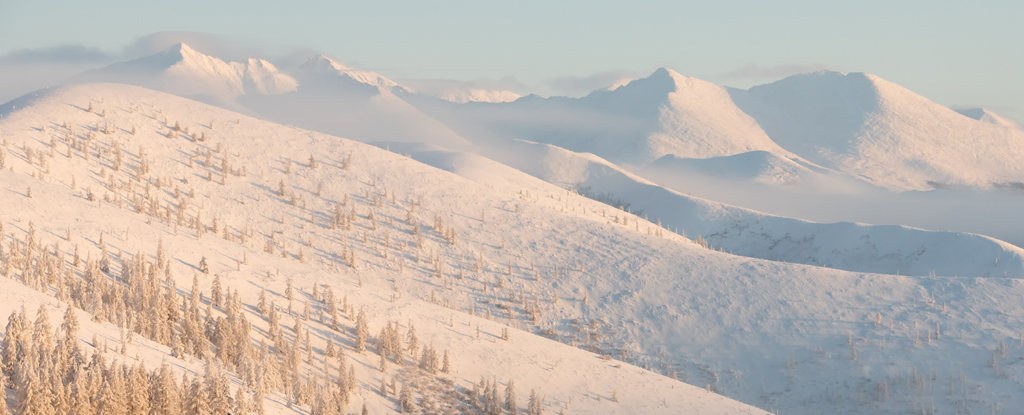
[399,382,415,413]
[0,383,10,415]
[185,376,210,415]
[128,362,151,415]
[258,289,269,315]
[211,274,222,308]
[407,320,419,359]
[355,307,368,353]
[97,363,128,414]
[528,389,543,415]
[285,277,294,301]
[1,311,24,387]
[505,379,518,414]
[233,387,247,415]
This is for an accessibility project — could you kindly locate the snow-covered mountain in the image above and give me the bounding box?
[70,43,294,111]
[412,68,1024,191]
[730,71,1024,190]
[70,44,473,148]
[69,45,1024,192]
[8,79,1024,414]
[410,67,792,164]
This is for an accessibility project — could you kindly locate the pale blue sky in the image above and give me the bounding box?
[1,0,1022,117]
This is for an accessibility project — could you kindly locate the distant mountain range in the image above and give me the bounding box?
[58,42,1024,191]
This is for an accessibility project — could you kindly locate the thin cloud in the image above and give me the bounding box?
[719,63,837,80]
[398,77,529,95]
[0,44,114,64]
[546,70,640,97]
[122,31,269,63]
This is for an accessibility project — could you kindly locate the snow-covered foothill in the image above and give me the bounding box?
[6,83,1024,415]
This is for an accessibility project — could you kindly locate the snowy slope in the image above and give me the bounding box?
[730,71,1024,190]
[8,83,1024,415]
[451,139,1024,278]
[0,83,764,414]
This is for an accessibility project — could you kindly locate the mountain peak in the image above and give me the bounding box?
[650,66,682,79]
[170,42,194,53]
[164,42,208,62]
[301,54,348,72]
[298,54,399,91]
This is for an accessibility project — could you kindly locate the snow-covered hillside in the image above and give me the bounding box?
[394,139,1024,279]
[8,81,1024,415]
[0,83,767,414]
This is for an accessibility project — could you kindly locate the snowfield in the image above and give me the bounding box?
[3,82,1024,415]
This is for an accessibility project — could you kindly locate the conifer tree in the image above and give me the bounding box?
[355,308,368,353]
[0,385,11,415]
[406,321,419,359]
[442,349,450,374]
[254,388,266,415]
[16,359,51,415]
[97,365,128,415]
[69,371,94,415]
[185,377,210,415]
[326,337,336,358]
[399,382,415,413]
[528,389,543,415]
[258,289,269,315]
[33,306,54,357]
[505,379,518,414]
[128,363,151,415]
[211,274,222,308]
[233,387,247,415]
[1,311,23,387]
